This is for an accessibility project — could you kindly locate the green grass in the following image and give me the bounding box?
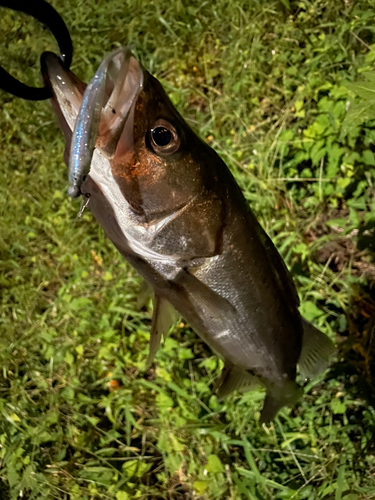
[1,0,375,498]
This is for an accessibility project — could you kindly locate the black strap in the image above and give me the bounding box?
[0,0,73,100]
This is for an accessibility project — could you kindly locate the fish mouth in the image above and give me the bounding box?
[42,48,144,195]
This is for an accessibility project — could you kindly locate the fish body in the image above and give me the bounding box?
[42,48,333,421]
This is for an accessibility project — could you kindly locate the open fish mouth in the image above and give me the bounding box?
[42,47,144,197]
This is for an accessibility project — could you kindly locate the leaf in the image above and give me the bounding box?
[157,430,169,452]
[165,453,182,474]
[7,465,20,488]
[318,96,333,113]
[235,466,289,491]
[361,72,375,84]
[331,399,346,414]
[116,492,129,500]
[206,454,224,473]
[326,144,344,178]
[330,85,348,98]
[349,208,360,226]
[122,460,138,477]
[170,434,184,453]
[38,431,54,443]
[336,463,346,500]
[341,102,375,137]
[281,433,311,448]
[362,150,375,166]
[156,367,172,382]
[86,416,100,426]
[332,101,346,119]
[194,481,210,494]
[295,100,303,112]
[232,81,241,93]
[21,465,35,489]
[178,348,194,360]
[64,351,74,366]
[326,218,350,228]
[156,392,174,411]
[201,357,218,371]
[337,177,351,189]
[61,387,75,402]
[75,345,84,356]
[310,140,326,166]
[69,297,92,311]
[103,271,113,281]
[300,301,323,321]
[168,381,193,400]
[83,466,114,473]
[344,81,375,100]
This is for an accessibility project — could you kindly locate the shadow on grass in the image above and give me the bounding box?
[328,280,375,478]
[0,481,10,500]
[331,281,375,405]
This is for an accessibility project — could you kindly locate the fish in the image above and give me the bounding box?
[41,47,334,422]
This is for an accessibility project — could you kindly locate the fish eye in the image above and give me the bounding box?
[150,119,180,154]
[152,127,172,146]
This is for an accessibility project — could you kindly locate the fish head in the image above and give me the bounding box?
[42,48,224,226]
[112,67,212,221]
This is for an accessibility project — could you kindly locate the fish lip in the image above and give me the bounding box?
[91,47,144,159]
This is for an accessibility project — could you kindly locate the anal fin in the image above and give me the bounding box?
[147,295,179,368]
[298,319,335,381]
[216,364,260,400]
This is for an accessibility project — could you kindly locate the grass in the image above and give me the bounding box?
[0,0,375,498]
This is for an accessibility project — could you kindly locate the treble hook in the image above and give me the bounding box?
[0,0,73,100]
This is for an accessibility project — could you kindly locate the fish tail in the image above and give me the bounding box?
[260,381,303,423]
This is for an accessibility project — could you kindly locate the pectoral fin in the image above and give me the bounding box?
[215,364,260,400]
[298,319,335,381]
[147,295,179,368]
[136,280,153,310]
[174,269,236,321]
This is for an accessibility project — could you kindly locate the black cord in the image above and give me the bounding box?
[0,0,73,100]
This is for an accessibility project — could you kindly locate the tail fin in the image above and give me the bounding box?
[260,381,303,423]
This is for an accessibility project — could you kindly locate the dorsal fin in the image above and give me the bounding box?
[253,219,300,307]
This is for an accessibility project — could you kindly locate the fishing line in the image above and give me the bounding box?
[0,0,73,100]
